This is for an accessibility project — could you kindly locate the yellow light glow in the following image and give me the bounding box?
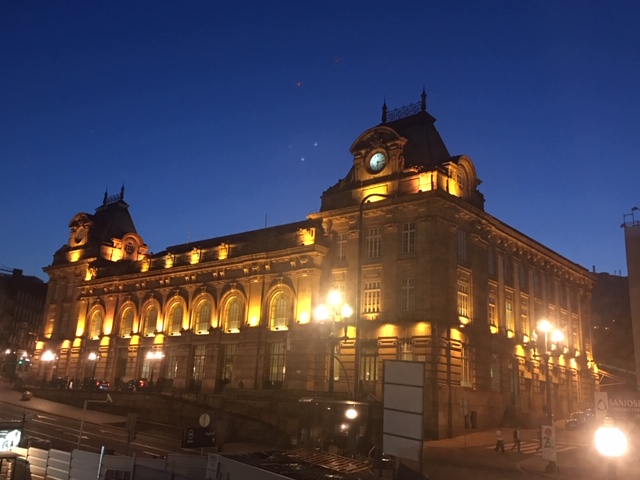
[190,249,200,265]
[413,322,431,336]
[72,338,82,348]
[380,323,398,337]
[297,311,310,324]
[298,227,316,246]
[345,325,356,338]
[35,341,45,351]
[68,250,82,262]
[507,329,515,338]
[103,316,113,336]
[459,315,470,326]
[141,259,150,273]
[515,345,525,357]
[490,323,499,334]
[523,334,530,344]
[218,243,229,260]
[129,335,140,346]
[450,328,463,341]
[153,334,165,345]
[248,316,259,327]
[165,255,174,269]
[362,185,389,202]
[418,173,435,192]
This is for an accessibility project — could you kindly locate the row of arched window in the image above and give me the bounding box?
[85,288,294,339]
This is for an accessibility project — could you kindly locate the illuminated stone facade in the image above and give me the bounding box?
[34,92,597,438]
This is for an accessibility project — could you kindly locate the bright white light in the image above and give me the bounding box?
[345,407,358,419]
[328,290,342,307]
[88,352,99,361]
[551,330,564,343]
[41,350,56,362]
[341,303,353,319]
[594,425,628,457]
[314,304,329,322]
[538,319,552,333]
[146,351,164,360]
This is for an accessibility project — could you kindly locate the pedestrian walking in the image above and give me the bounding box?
[511,427,521,452]
[494,429,505,453]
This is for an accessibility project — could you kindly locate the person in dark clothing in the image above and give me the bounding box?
[512,427,521,452]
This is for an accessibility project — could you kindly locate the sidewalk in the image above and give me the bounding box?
[425,424,635,480]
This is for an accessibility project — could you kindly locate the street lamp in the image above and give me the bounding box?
[537,319,564,474]
[314,290,353,394]
[88,352,100,380]
[594,419,628,480]
[41,350,56,384]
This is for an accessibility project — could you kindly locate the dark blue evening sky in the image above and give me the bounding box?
[2,1,639,280]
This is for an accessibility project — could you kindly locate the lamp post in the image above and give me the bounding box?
[314,290,353,394]
[537,319,564,474]
[88,351,100,380]
[41,350,56,384]
[355,192,393,396]
[594,419,628,480]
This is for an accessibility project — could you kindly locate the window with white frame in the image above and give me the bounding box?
[457,279,470,319]
[120,307,134,336]
[336,233,347,261]
[192,345,206,385]
[89,310,103,338]
[195,300,212,332]
[143,306,157,336]
[360,344,378,381]
[461,344,472,386]
[225,297,243,332]
[363,281,381,313]
[401,222,415,254]
[505,297,514,333]
[367,227,381,258]
[222,344,237,382]
[488,289,497,327]
[520,296,530,337]
[266,342,286,384]
[168,303,183,335]
[400,277,415,311]
[269,291,290,330]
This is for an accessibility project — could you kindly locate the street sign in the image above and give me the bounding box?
[541,425,556,462]
[181,427,216,448]
[199,413,210,428]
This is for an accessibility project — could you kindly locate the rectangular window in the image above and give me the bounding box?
[503,255,513,284]
[461,345,472,387]
[367,227,381,258]
[457,281,469,318]
[336,233,347,262]
[360,345,378,381]
[457,230,468,262]
[505,298,514,332]
[400,277,415,311]
[165,350,178,379]
[363,281,381,313]
[222,344,237,382]
[571,316,580,351]
[401,222,415,254]
[488,291,497,327]
[519,263,528,290]
[488,247,496,276]
[192,345,206,384]
[521,296,530,338]
[399,341,413,361]
[267,342,286,384]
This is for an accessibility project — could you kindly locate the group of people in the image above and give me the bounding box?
[495,427,541,453]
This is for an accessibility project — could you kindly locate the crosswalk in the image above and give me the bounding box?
[486,440,575,455]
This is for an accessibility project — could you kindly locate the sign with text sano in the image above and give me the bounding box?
[181,427,216,448]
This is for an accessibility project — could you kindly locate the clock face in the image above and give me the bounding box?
[369,152,387,172]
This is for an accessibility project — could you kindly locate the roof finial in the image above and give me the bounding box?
[120,183,125,201]
[421,86,427,112]
[103,189,108,205]
[381,98,387,123]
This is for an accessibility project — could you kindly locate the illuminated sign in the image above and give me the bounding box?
[0,429,21,451]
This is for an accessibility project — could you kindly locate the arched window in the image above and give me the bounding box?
[143,306,158,336]
[120,307,134,336]
[224,297,243,332]
[269,292,291,330]
[195,300,212,332]
[168,303,183,335]
[89,310,103,338]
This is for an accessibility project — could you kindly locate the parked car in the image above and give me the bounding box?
[565,411,586,430]
[125,378,148,391]
[82,378,110,391]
